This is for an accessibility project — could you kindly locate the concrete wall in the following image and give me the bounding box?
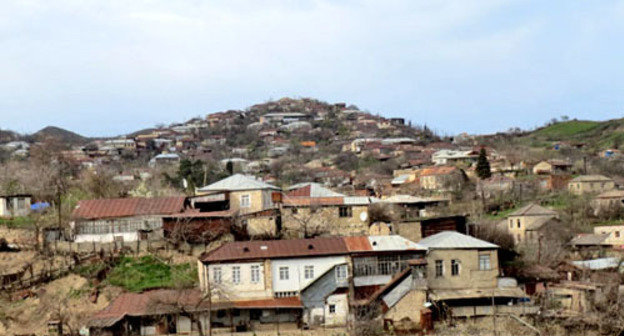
[272,256,348,293]
[426,248,499,290]
[506,214,554,244]
[205,261,272,301]
[324,293,349,327]
[385,289,427,328]
[569,180,616,195]
[229,190,275,214]
[594,225,624,245]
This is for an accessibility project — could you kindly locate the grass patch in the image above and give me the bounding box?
[532,120,600,139]
[0,217,32,228]
[485,206,519,219]
[106,255,197,292]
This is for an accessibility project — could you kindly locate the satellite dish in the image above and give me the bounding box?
[360,211,368,222]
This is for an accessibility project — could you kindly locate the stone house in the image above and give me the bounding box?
[281,183,378,238]
[501,203,559,245]
[418,166,466,192]
[532,160,572,175]
[568,175,616,195]
[592,224,624,247]
[591,189,624,216]
[195,174,281,215]
[418,231,534,318]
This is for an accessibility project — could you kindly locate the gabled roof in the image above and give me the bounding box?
[419,166,460,176]
[570,233,610,246]
[595,189,624,199]
[417,231,498,249]
[72,197,186,220]
[525,216,560,231]
[509,203,557,217]
[570,175,614,183]
[196,174,280,192]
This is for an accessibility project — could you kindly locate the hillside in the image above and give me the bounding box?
[517,118,624,151]
[31,126,89,145]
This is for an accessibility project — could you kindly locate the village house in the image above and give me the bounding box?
[193,174,282,237]
[431,149,477,166]
[591,224,624,248]
[568,175,616,195]
[501,203,560,245]
[281,182,378,238]
[532,159,572,175]
[418,231,535,318]
[418,166,467,192]
[379,194,450,220]
[259,112,310,125]
[197,235,426,330]
[394,215,467,243]
[591,189,624,216]
[0,194,32,218]
[70,197,188,243]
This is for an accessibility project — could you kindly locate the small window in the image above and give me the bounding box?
[251,265,260,283]
[279,266,289,280]
[435,260,443,277]
[616,231,621,238]
[516,219,521,228]
[329,304,336,314]
[291,208,298,214]
[304,265,314,279]
[479,254,491,271]
[509,219,513,229]
[213,267,222,284]
[451,259,460,276]
[339,206,352,218]
[336,265,348,279]
[240,194,251,208]
[232,266,241,284]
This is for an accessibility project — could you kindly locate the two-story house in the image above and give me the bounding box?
[281,182,379,238]
[418,231,534,318]
[197,235,426,329]
[502,203,559,245]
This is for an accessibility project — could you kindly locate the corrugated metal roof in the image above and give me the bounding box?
[197,174,280,192]
[201,236,349,263]
[391,175,410,185]
[366,235,426,251]
[381,194,449,204]
[570,233,610,246]
[286,182,345,197]
[343,196,379,205]
[417,231,498,249]
[72,197,186,220]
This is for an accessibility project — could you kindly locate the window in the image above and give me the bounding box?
[329,304,336,314]
[232,266,241,284]
[291,208,298,214]
[336,265,348,279]
[240,194,251,208]
[435,260,443,277]
[516,219,521,228]
[451,260,460,276]
[304,265,314,279]
[339,206,352,218]
[509,219,513,229]
[213,267,222,284]
[479,254,491,271]
[251,265,260,283]
[616,231,621,238]
[279,266,289,280]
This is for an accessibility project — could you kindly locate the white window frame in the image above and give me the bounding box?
[336,265,347,279]
[479,254,491,271]
[435,260,444,277]
[213,267,222,284]
[304,265,314,279]
[232,266,241,284]
[279,266,289,280]
[251,265,260,283]
[329,304,336,314]
[240,194,251,208]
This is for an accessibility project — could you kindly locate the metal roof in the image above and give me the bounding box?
[286,182,345,197]
[344,235,426,252]
[197,174,280,192]
[72,197,186,220]
[570,175,614,182]
[417,231,498,249]
[571,257,621,270]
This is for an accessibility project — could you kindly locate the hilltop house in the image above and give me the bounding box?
[568,175,616,195]
[418,231,535,318]
[532,160,572,175]
[281,183,378,238]
[502,203,560,246]
[0,194,32,218]
[70,197,188,243]
[197,235,427,329]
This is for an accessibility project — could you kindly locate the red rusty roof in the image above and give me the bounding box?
[201,236,349,263]
[72,197,186,220]
[282,196,344,206]
[342,236,372,252]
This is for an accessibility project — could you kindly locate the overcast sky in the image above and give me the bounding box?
[2,0,623,137]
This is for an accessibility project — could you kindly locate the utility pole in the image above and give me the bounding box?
[492,292,497,336]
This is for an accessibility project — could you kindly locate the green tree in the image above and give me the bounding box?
[476,147,492,179]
